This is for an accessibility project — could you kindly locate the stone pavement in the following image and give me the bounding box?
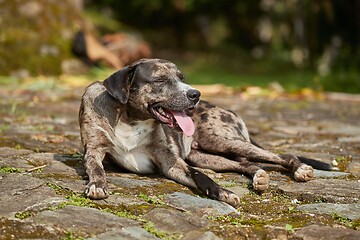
[0,83,359,239]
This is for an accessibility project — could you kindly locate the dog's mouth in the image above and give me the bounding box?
[150,106,195,137]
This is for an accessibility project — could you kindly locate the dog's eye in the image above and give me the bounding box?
[176,72,185,81]
[153,77,167,83]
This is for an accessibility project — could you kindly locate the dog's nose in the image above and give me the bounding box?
[187,89,201,102]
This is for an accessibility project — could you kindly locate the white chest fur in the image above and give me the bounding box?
[110,119,156,174]
[114,119,155,151]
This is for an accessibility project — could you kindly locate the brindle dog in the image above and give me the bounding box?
[79,58,333,207]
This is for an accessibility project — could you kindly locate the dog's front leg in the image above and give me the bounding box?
[83,148,108,199]
[186,165,241,207]
[153,151,240,207]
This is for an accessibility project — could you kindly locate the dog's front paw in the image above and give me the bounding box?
[253,169,270,192]
[216,188,241,208]
[85,181,108,200]
[294,164,313,182]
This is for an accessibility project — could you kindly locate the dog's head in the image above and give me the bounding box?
[103,58,200,136]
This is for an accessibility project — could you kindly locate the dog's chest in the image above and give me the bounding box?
[110,119,156,174]
[114,119,154,151]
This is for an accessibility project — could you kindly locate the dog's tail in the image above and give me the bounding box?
[250,138,338,171]
[297,156,339,171]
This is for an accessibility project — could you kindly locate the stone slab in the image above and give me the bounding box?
[297,203,360,220]
[0,147,34,170]
[278,179,360,203]
[294,224,360,240]
[31,205,140,237]
[143,208,210,234]
[0,218,65,239]
[41,177,87,194]
[313,169,350,178]
[107,176,160,189]
[164,192,239,216]
[0,173,61,218]
[183,231,222,240]
[87,226,158,240]
[0,147,33,157]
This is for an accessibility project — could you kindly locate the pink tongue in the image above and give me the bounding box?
[170,111,195,136]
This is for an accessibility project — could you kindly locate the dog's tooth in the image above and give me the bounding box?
[159,107,164,115]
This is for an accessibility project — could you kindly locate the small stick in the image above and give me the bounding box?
[26,164,47,172]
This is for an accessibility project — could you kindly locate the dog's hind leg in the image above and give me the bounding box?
[186,149,269,191]
[277,154,314,182]
[191,104,313,182]
[196,138,313,182]
[83,148,108,199]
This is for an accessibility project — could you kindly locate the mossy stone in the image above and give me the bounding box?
[0,0,82,75]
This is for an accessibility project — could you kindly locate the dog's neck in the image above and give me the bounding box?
[119,105,153,124]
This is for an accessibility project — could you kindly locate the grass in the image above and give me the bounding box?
[0,51,358,93]
[175,54,360,93]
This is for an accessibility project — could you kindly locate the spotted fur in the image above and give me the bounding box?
[79,58,328,207]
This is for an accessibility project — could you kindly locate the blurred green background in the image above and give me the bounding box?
[0,0,359,93]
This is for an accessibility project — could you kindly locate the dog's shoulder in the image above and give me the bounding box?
[82,81,122,112]
[82,81,106,101]
[80,81,126,130]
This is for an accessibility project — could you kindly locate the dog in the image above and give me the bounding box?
[79,58,333,207]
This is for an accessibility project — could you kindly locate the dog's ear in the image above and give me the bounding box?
[103,66,136,104]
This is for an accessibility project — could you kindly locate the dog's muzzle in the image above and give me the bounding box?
[149,89,200,137]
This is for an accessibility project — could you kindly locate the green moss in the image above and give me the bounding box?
[101,207,140,221]
[285,224,294,233]
[62,232,84,240]
[14,144,22,150]
[46,182,67,195]
[335,155,353,172]
[208,214,267,228]
[331,212,358,229]
[65,194,96,208]
[0,166,23,173]
[143,222,180,240]
[15,211,34,219]
[0,124,10,133]
[46,182,97,210]
[215,179,238,188]
[98,205,180,239]
[138,193,165,205]
[351,219,360,229]
[126,203,155,216]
